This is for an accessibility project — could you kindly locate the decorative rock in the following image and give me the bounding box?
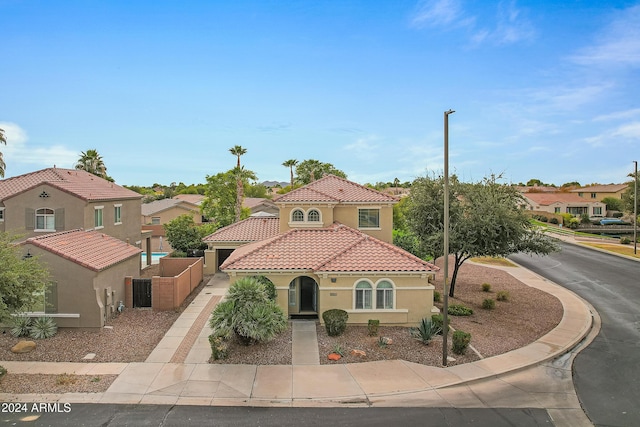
[350,349,367,358]
[381,337,393,345]
[11,340,36,354]
[328,353,341,361]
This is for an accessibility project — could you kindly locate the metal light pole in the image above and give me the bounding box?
[443,109,455,366]
[634,161,638,255]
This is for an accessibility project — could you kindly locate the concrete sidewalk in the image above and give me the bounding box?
[0,265,595,426]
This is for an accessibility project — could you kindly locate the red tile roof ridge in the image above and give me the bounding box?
[273,174,398,203]
[202,216,279,242]
[273,186,340,203]
[310,227,366,270]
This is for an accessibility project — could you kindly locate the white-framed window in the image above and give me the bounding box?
[307,209,320,222]
[358,208,380,228]
[593,207,602,215]
[289,282,296,306]
[151,217,161,225]
[355,280,373,309]
[35,208,55,231]
[292,209,304,222]
[554,207,561,213]
[29,283,58,314]
[376,280,394,309]
[94,206,104,229]
[0,207,4,222]
[114,204,122,225]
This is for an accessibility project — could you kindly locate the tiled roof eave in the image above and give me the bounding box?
[222,268,312,274]
[315,270,437,275]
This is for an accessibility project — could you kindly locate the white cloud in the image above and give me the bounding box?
[472,1,536,46]
[584,121,640,147]
[410,0,471,28]
[0,122,77,172]
[343,136,380,163]
[571,5,640,67]
[594,108,640,122]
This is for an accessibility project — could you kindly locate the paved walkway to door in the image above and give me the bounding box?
[291,320,320,365]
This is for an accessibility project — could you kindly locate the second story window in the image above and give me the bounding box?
[307,209,320,222]
[292,209,304,222]
[151,217,160,225]
[114,205,122,225]
[94,206,104,229]
[591,193,597,199]
[358,208,380,228]
[36,208,55,231]
[0,207,4,222]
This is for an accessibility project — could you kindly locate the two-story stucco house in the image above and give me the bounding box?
[203,175,438,326]
[520,192,606,219]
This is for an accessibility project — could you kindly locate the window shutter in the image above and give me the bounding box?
[25,208,35,230]
[55,208,65,230]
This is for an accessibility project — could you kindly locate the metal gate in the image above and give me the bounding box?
[132,279,152,308]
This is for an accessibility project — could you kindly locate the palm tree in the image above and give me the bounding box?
[282,159,298,189]
[75,149,108,179]
[0,128,6,178]
[229,146,248,222]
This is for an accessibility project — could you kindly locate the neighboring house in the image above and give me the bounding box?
[520,192,606,218]
[0,167,142,245]
[141,197,203,252]
[243,197,279,216]
[570,184,628,202]
[204,175,438,326]
[22,229,142,329]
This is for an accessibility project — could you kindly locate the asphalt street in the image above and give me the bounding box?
[512,241,640,427]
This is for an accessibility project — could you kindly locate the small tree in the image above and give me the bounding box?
[295,159,347,184]
[601,197,623,212]
[164,215,216,255]
[209,277,286,346]
[202,169,253,228]
[0,233,51,322]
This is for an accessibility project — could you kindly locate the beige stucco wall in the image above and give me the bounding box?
[277,203,394,243]
[1,185,141,245]
[23,244,140,329]
[225,271,434,327]
[141,204,202,226]
[204,243,244,274]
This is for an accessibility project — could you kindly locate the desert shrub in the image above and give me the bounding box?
[29,316,58,339]
[209,277,287,346]
[620,237,631,245]
[252,275,277,301]
[56,373,77,386]
[481,283,492,292]
[482,298,496,310]
[208,335,228,360]
[410,317,441,345]
[549,217,559,224]
[580,213,591,224]
[448,304,473,316]
[0,365,7,379]
[322,309,349,337]
[433,291,441,303]
[367,319,380,336]
[452,330,471,355]
[496,291,510,301]
[568,218,580,229]
[332,343,346,356]
[10,315,32,337]
[431,314,444,334]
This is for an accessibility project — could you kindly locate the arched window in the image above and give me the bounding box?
[307,209,320,222]
[355,281,372,309]
[36,208,55,230]
[376,280,394,309]
[292,209,304,222]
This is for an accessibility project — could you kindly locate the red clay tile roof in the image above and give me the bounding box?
[0,168,142,202]
[274,175,398,204]
[220,223,438,274]
[570,184,628,193]
[522,192,597,205]
[203,215,280,243]
[141,198,200,216]
[25,229,142,272]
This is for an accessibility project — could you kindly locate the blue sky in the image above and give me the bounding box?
[1,0,639,187]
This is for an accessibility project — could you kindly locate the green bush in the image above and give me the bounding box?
[171,250,187,258]
[481,283,491,292]
[431,314,444,334]
[496,291,510,301]
[322,309,349,337]
[28,316,58,339]
[208,277,287,346]
[448,304,473,316]
[208,335,228,360]
[252,275,277,301]
[333,343,346,356]
[433,291,441,303]
[452,330,471,355]
[367,319,380,336]
[10,315,32,338]
[0,365,6,378]
[482,298,496,310]
[549,217,559,224]
[410,317,441,345]
[620,237,631,245]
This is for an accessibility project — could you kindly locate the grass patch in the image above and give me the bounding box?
[471,257,516,267]
[581,243,640,259]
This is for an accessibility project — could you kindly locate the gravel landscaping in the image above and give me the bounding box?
[0,261,564,394]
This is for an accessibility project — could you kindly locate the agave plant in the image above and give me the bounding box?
[28,316,58,339]
[10,315,32,338]
[410,317,442,345]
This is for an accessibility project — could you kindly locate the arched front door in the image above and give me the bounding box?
[288,276,318,316]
